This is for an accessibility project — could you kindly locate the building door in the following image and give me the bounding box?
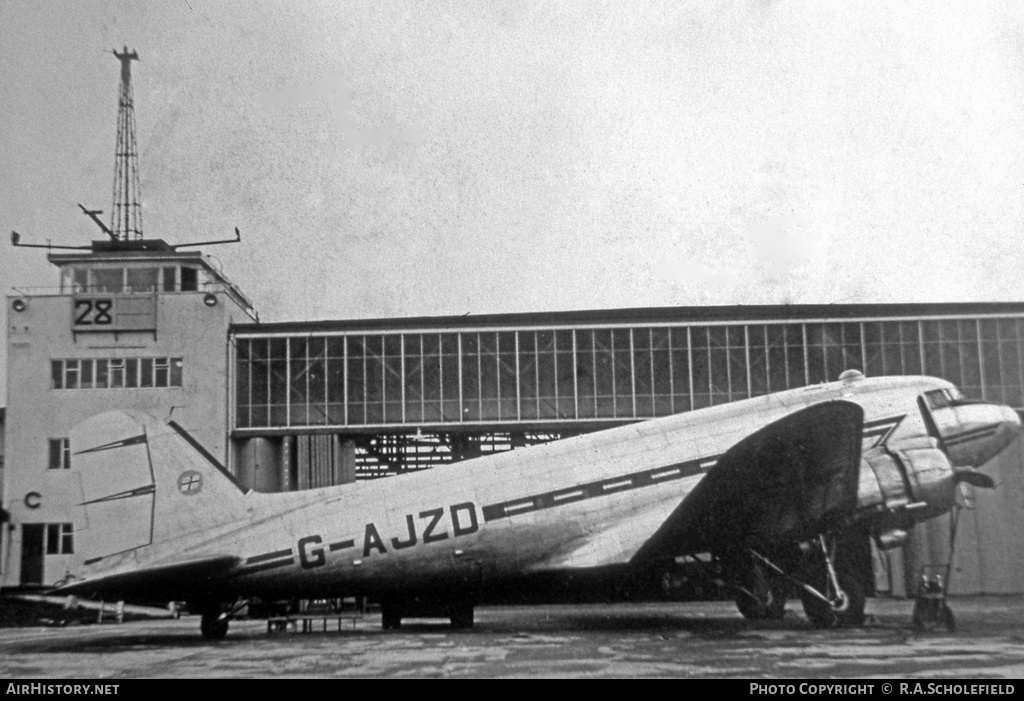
[20,524,45,586]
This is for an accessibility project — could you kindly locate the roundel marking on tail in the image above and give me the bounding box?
[177,470,204,495]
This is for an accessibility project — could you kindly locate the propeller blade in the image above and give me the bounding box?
[954,468,996,489]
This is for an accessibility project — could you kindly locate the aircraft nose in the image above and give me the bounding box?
[997,404,1024,444]
[943,402,1023,467]
[999,404,1022,430]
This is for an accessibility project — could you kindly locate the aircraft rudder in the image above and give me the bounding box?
[144,416,251,542]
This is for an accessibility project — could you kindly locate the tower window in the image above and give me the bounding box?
[180,267,198,292]
[45,523,74,555]
[48,438,71,470]
[127,267,159,293]
[51,357,184,389]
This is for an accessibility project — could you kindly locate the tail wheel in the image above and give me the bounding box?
[200,612,229,640]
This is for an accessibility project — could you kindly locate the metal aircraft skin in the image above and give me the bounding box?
[54,373,1021,638]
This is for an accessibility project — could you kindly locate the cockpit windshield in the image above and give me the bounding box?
[923,387,964,410]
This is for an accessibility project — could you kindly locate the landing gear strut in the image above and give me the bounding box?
[198,600,247,640]
[731,547,797,621]
[200,611,229,640]
[728,536,866,628]
[798,535,866,628]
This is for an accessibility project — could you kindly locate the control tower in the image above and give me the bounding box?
[2,50,257,589]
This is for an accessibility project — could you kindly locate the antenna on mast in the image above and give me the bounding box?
[14,48,246,251]
[111,46,142,241]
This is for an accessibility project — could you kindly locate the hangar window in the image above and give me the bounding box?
[48,438,71,470]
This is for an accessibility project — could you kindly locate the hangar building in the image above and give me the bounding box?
[4,243,1024,598]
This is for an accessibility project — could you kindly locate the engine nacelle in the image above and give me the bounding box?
[855,437,955,548]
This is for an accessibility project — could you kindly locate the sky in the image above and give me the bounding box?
[3,1,1024,397]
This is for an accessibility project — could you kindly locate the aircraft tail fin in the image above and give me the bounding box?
[70,411,250,568]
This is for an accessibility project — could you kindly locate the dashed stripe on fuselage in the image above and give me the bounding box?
[480,456,718,523]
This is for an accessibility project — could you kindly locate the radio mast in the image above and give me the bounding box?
[111,47,143,241]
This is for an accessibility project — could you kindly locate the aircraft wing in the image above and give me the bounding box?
[634,400,865,563]
[50,554,241,601]
[529,504,676,571]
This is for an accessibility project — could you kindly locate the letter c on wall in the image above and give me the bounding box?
[24,492,41,509]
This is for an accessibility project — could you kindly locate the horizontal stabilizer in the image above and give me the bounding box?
[50,554,240,601]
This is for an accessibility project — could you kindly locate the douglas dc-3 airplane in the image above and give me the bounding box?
[53,372,1021,639]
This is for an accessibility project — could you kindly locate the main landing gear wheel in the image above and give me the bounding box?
[381,605,402,630]
[735,561,787,621]
[200,611,229,640]
[731,545,800,622]
[800,573,865,629]
[800,539,866,629]
[736,588,786,621]
[449,603,474,630]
